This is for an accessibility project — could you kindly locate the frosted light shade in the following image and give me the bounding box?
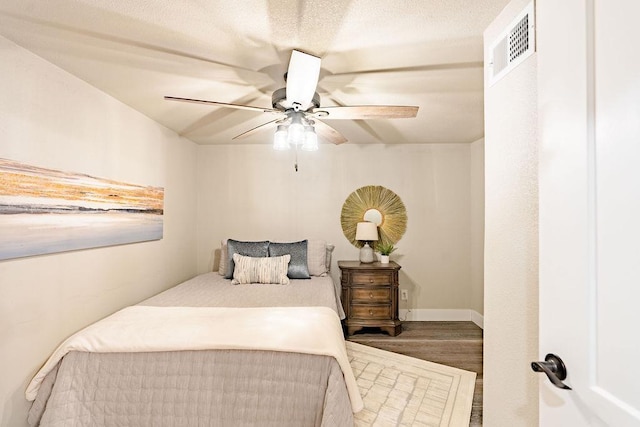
[287,122,305,145]
[301,126,318,151]
[273,125,289,150]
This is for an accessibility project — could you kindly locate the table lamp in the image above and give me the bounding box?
[356,221,378,263]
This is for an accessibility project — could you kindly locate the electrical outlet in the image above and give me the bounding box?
[401,290,408,301]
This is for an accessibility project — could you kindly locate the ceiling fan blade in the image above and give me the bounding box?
[285,50,321,109]
[232,118,283,140]
[313,120,348,145]
[311,105,418,120]
[164,96,279,114]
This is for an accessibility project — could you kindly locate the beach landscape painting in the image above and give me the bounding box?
[0,158,164,261]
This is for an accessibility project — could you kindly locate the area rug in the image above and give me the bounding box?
[346,341,476,426]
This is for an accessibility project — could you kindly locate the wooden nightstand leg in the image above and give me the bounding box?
[347,325,364,336]
[381,324,403,337]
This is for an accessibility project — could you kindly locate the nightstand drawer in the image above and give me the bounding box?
[351,272,392,285]
[350,304,392,320]
[352,287,391,302]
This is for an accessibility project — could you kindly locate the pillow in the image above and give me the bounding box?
[268,240,310,279]
[218,239,228,276]
[307,240,335,276]
[307,239,328,276]
[225,239,270,279]
[326,244,335,272]
[231,253,290,285]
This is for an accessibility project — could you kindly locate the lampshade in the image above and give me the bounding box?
[355,222,378,241]
[273,125,289,150]
[301,126,318,151]
[287,113,305,146]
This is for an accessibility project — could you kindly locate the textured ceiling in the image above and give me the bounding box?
[0,0,509,145]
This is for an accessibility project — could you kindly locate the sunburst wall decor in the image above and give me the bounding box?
[340,185,407,249]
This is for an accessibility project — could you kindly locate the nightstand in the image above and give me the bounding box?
[339,260,402,336]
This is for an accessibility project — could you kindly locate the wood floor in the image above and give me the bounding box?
[347,321,483,426]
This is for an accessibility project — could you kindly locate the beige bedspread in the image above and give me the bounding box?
[30,349,352,426]
[139,272,346,318]
[26,305,362,413]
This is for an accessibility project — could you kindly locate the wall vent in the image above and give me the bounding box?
[489,1,535,86]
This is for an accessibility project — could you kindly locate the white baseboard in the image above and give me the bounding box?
[399,309,484,329]
[470,310,484,329]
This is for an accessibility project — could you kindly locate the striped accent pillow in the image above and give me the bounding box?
[231,253,291,285]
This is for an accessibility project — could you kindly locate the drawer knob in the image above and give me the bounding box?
[369,279,374,283]
[369,292,373,299]
[369,309,373,316]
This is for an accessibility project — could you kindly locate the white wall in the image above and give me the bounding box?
[483,0,539,425]
[0,36,198,426]
[196,142,483,315]
[470,138,485,317]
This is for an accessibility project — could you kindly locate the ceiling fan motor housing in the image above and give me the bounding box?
[272,88,321,112]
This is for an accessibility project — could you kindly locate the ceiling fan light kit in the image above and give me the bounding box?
[165,50,419,152]
[272,110,319,152]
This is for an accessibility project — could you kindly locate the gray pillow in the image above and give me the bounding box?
[268,240,310,279]
[225,239,270,279]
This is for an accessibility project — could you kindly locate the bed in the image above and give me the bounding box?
[26,239,362,426]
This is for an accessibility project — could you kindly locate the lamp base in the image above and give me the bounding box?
[359,243,375,263]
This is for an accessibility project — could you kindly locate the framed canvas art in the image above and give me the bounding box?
[0,158,164,261]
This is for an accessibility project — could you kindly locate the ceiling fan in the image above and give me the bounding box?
[165,50,419,148]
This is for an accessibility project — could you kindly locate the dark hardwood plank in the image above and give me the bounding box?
[347,321,483,426]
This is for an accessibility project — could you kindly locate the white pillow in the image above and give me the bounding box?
[326,244,335,272]
[231,253,290,285]
[218,239,228,276]
[307,239,328,276]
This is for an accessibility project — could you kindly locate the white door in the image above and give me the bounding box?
[538,0,640,425]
